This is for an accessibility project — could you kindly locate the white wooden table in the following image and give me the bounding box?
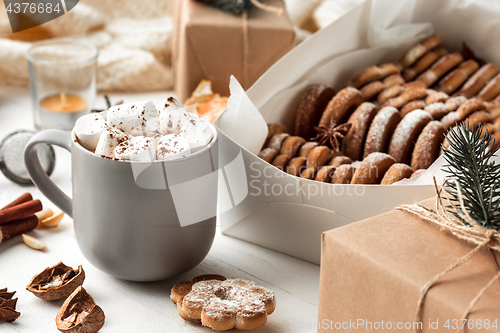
[0,87,320,333]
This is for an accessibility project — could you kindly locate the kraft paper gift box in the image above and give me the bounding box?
[172,0,295,102]
[214,0,500,265]
[318,198,500,333]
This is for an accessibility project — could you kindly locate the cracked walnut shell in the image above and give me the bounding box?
[27,262,85,301]
[56,286,105,333]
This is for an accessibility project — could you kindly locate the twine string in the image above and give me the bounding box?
[457,270,500,333]
[395,175,500,333]
[242,10,248,89]
[249,0,284,16]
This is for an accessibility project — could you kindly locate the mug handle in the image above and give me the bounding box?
[24,130,73,218]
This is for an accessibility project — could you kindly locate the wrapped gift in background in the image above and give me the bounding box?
[318,196,500,333]
[172,0,295,102]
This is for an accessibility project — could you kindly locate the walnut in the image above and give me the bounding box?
[56,287,105,333]
[26,262,85,301]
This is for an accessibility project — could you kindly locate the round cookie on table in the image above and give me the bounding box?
[171,274,276,331]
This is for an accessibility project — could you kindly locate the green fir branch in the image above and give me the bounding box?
[441,121,500,230]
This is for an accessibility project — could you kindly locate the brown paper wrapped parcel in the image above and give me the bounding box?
[172,0,295,102]
[318,198,500,333]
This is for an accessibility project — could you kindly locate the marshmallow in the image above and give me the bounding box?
[107,100,159,136]
[75,113,105,151]
[157,97,191,135]
[94,126,131,158]
[180,118,214,152]
[114,136,155,162]
[156,134,191,160]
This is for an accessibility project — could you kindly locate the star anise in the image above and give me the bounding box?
[311,123,352,151]
[0,288,20,322]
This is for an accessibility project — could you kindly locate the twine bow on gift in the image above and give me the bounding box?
[397,175,500,333]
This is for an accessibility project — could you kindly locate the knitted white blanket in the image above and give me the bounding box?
[0,0,173,92]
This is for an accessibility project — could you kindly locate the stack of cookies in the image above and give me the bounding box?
[258,34,500,185]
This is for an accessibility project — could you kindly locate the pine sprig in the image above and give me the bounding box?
[196,0,250,15]
[441,121,500,230]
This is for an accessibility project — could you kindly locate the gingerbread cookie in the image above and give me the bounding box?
[363,106,401,158]
[416,52,463,87]
[331,164,355,184]
[342,102,377,161]
[298,142,318,158]
[423,102,450,120]
[272,155,291,171]
[295,84,335,139]
[352,63,400,88]
[437,59,479,95]
[456,98,486,119]
[351,152,396,184]
[329,156,352,168]
[411,121,446,170]
[380,163,414,185]
[265,123,288,147]
[401,100,427,118]
[382,86,428,109]
[172,275,276,331]
[280,136,306,157]
[318,87,364,128]
[287,157,307,177]
[267,133,289,151]
[457,63,499,98]
[397,34,443,68]
[315,165,336,183]
[402,47,448,81]
[445,96,468,111]
[388,109,433,164]
[258,148,278,163]
[440,111,461,131]
[477,73,500,101]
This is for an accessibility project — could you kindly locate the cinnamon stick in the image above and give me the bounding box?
[0,215,38,242]
[0,200,42,225]
[0,193,32,211]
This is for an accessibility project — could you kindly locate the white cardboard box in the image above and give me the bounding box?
[214,0,500,265]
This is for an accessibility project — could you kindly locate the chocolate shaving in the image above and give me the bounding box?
[312,123,352,151]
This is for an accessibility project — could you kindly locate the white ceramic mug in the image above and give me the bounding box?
[24,125,218,281]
